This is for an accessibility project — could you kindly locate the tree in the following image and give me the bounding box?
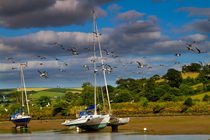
[37,96,51,107]
[183,97,193,107]
[203,94,210,102]
[53,100,70,116]
[112,89,132,103]
[165,68,182,88]
[182,63,202,72]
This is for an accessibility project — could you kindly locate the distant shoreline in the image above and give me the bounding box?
[0,115,209,134]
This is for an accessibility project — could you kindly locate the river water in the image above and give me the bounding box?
[0,131,209,140]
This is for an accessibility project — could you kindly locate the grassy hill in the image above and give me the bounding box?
[191,91,210,100]
[28,88,82,99]
[0,87,82,100]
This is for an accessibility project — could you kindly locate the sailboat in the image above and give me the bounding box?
[11,63,31,128]
[62,11,112,131]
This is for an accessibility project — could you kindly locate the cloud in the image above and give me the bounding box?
[176,7,210,33]
[182,33,208,41]
[177,7,210,17]
[107,4,122,11]
[117,10,145,22]
[0,0,115,29]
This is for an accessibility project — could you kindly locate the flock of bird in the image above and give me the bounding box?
[4,40,208,80]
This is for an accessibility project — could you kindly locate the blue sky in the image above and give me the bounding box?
[0,0,209,89]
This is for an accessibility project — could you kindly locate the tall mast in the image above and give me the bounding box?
[20,65,24,108]
[92,10,97,115]
[95,24,112,114]
[20,64,30,114]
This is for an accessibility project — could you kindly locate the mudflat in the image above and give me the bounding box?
[0,115,209,134]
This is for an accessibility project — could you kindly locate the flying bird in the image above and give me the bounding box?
[37,56,47,59]
[195,47,204,54]
[175,53,181,56]
[38,70,48,79]
[59,69,66,72]
[64,62,68,66]
[7,57,14,61]
[186,46,194,51]
[83,65,90,70]
[70,48,79,55]
[186,41,195,47]
[136,61,144,68]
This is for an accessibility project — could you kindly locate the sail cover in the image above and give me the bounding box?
[85,104,95,110]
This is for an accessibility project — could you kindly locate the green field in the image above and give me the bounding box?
[191,91,210,100]
[0,87,82,99]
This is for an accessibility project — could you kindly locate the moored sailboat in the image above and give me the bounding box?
[11,63,31,128]
[62,10,111,131]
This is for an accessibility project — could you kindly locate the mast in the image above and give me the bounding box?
[20,64,30,115]
[92,10,97,115]
[95,24,112,114]
[20,65,24,109]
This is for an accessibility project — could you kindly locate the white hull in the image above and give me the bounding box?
[62,114,110,130]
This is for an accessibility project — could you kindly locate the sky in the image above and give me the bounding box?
[0,0,209,89]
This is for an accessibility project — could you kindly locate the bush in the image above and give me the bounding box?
[183,97,193,107]
[203,94,210,102]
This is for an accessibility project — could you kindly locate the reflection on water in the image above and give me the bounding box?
[11,128,31,134]
[0,131,209,140]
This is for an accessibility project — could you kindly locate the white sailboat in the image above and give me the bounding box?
[62,11,112,131]
[11,63,31,128]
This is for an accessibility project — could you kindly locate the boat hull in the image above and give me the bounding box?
[11,117,31,127]
[79,123,108,131]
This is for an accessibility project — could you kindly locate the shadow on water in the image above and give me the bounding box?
[11,127,31,134]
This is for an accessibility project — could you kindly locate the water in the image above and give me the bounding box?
[0,131,209,140]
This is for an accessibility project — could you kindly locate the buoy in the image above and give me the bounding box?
[144,128,147,131]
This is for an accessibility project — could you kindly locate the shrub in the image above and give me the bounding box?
[203,94,210,102]
[183,97,193,107]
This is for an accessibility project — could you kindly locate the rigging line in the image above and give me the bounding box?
[95,23,112,115]
[21,64,30,114]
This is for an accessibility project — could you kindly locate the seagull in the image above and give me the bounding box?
[186,46,194,51]
[38,70,48,79]
[175,53,181,56]
[148,66,152,69]
[134,71,142,74]
[137,61,144,68]
[59,68,66,72]
[37,56,47,59]
[105,68,112,74]
[83,65,90,70]
[70,48,79,55]
[49,42,63,47]
[195,47,204,54]
[103,49,113,55]
[186,41,195,47]
[112,55,118,59]
[7,57,14,61]
[64,63,68,66]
